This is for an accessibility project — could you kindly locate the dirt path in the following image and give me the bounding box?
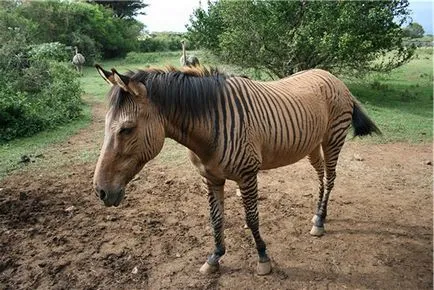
[0,100,432,289]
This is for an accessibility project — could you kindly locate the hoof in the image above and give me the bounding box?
[257,260,272,275]
[199,261,219,275]
[310,225,325,236]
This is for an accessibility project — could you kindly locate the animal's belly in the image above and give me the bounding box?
[259,140,321,170]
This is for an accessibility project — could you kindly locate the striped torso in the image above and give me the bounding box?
[206,69,353,178]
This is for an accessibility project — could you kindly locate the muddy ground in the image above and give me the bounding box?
[0,101,432,289]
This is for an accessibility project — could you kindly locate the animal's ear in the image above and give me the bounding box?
[111,68,146,97]
[95,64,115,86]
[127,80,147,97]
[111,68,130,92]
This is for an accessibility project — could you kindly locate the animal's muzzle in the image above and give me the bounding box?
[94,185,125,207]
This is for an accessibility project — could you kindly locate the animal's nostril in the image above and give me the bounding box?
[99,189,107,201]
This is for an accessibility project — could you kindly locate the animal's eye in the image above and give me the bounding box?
[119,127,135,135]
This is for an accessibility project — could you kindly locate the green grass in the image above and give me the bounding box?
[0,68,106,179]
[344,47,433,143]
[0,104,92,179]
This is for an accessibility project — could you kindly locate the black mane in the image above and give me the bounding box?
[111,66,228,120]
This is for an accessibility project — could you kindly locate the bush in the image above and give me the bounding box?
[0,34,83,142]
[137,32,186,52]
[28,42,69,62]
[0,3,85,142]
[12,1,143,63]
[0,60,83,142]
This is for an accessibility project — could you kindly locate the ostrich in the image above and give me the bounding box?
[72,46,85,74]
[180,40,200,67]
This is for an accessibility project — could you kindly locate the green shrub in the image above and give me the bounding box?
[0,38,83,143]
[0,4,84,142]
[28,42,69,62]
[0,60,83,143]
[137,32,187,52]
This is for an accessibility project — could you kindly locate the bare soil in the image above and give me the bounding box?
[0,101,432,290]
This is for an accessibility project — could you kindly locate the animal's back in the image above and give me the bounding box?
[73,53,85,65]
[230,69,353,169]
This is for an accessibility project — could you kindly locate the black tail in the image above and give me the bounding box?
[351,99,382,137]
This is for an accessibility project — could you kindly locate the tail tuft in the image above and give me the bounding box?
[352,100,382,137]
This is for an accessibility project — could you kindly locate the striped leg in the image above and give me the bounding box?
[310,139,345,236]
[308,145,326,236]
[239,174,271,275]
[199,177,226,274]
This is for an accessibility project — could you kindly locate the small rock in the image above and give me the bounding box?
[65,206,76,212]
[19,191,28,200]
[19,155,31,164]
[353,154,364,161]
[132,266,138,274]
[175,253,181,258]
[132,175,141,182]
[165,179,174,185]
[425,160,432,166]
[105,215,118,222]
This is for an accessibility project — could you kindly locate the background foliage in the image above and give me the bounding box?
[14,1,144,60]
[87,0,147,19]
[188,0,415,78]
[0,0,147,142]
[138,32,192,53]
[403,22,425,39]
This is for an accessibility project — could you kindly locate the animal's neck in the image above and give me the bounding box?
[75,47,78,55]
[162,110,215,161]
[146,72,219,160]
[182,43,187,65]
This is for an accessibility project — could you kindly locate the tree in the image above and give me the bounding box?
[15,1,144,60]
[187,0,224,54]
[403,22,425,38]
[87,0,147,19]
[187,0,415,78]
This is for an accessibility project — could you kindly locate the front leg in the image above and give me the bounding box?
[199,176,226,274]
[239,174,272,275]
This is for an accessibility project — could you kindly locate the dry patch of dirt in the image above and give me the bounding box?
[0,101,432,289]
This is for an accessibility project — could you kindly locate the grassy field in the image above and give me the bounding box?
[345,48,433,143]
[0,48,432,178]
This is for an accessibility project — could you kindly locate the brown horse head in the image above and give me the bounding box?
[93,65,165,207]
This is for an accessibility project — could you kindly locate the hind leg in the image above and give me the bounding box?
[310,132,347,236]
[308,145,326,236]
